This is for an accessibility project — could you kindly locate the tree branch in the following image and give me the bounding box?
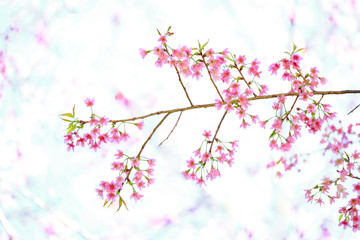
[159,111,183,146]
[78,90,360,125]
[200,53,225,102]
[174,65,194,106]
[209,111,228,153]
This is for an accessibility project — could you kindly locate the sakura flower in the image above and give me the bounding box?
[130,192,144,201]
[203,130,212,139]
[139,48,147,59]
[84,97,95,107]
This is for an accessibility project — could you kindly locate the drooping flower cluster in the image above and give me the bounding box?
[182,130,238,186]
[304,122,360,232]
[96,151,156,210]
[61,98,149,210]
[267,47,336,152]
[62,98,143,153]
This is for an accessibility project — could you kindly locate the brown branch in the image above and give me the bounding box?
[209,111,228,153]
[235,65,257,97]
[137,112,171,157]
[281,95,299,122]
[78,90,360,124]
[159,111,183,146]
[174,65,194,106]
[200,53,225,102]
[122,113,171,188]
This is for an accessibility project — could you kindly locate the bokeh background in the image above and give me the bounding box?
[1,0,360,239]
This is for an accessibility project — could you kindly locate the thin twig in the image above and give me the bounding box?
[174,65,194,106]
[137,112,170,157]
[123,113,171,185]
[235,65,257,97]
[159,111,183,146]
[209,111,228,153]
[200,53,225,102]
[348,104,360,115]
[78,90,360,124]
[281,95,299,122]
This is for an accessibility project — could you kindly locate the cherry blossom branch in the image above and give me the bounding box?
[174,65,194,106]
[91,90,360,124]
[209,111,228,153]
[200,52,225,102]
[159,111,183,146]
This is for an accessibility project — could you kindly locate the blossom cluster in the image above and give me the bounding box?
[62,98,143,153]
[267,48,336,152]
[96,152,156,210]
[304,122,360,232]
[61,98,149,210]
[182,130,238,186]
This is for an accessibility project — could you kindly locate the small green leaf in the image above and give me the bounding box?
[195,166,201,174]
[72,105,76,117]
[103,199,108,207]
[122,198,129,211]
[156,28,161,36]
[339,213,343,222]
[60,118,72,122]
[107,201,113,208]
[201,40,209,51]
[293,43,297,52]
[268,129,276,139]
[67,124,76,134]
[167,26,171,32]
[60,113,73,118]
[116,196,123,212]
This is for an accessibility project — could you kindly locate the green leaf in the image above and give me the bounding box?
[201,40,209,51]
[67,124,76,134]
[344,151,350,161]
[72,105,76,117]
[156,28,161,36]
[167,26,171,32]
[293,43,297,52]
[107,201,113,208]
[195,166,201,174]
[116,196,123,212]
[103,199,108,207]
[339,213,343,222]
[60,113,73,118]
[122,198,129,211]
[60,118,72,122]
[268,129,276,140]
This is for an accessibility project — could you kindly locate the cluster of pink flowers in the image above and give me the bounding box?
[62,98,142,153]
[267,48,335,152]
[182,130,238,186]
[95,151,156,208]
[304,122,360,232]
[61,98,149,209]
[266,154,301,178]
